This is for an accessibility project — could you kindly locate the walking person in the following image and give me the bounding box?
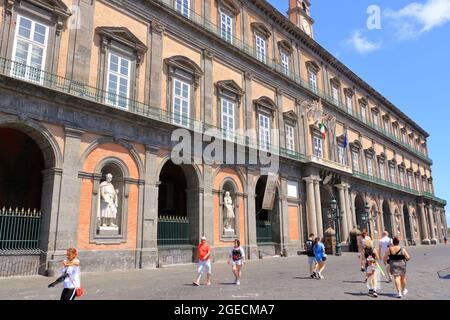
[384,237,411,298]
[378,231,393,282]
[365,255,381,298]
[227,239,245,285]
[48,247,81,300]
[313,237,327,279]
[193,236,212,286]
[444,236,448,245]
[305,233,317,278]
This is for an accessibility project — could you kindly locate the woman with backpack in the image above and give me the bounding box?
[384,237,411,298]
[313,237,327,279]
[227,239,245,285]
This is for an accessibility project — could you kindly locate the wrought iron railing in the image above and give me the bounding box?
[0,207,41,253]
[157,215,190,246]
[152,0,432,163]
[256,220,273,244]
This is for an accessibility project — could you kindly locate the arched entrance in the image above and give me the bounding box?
[320,185,335,232]
[403,205,412,243]
[355,194,366,231]
[157,160,200,264]
[255,175,281,254]
[382,200,393,236]
[0,124,59,277]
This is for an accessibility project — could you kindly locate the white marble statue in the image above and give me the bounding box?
[98,173,119,228]
[223,191,235,233]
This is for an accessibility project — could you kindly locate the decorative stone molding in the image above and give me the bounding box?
[253,96,277,114]
[215,80,244,103]
[277,40,293,54]
[282,110,298,123]
[164,55,204,88]
[151,20,166,34]
[344,87,355,97]
[251,22,271,38]
[330,77,341,87]
[305,60,320,73]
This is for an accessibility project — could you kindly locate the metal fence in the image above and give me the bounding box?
[256,220,273,244]
[0,207,41,253]
[157,216,190,246]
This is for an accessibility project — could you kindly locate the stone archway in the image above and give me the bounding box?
[255,175,281,255]
[355,194,366,232]
[0,120,61,277]
[403,204,412,243]
[156,159,201,265]
[382,200,393,236]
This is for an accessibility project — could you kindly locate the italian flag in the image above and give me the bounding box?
[319,121,327,139]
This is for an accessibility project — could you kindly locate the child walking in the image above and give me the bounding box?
[366,255,381,298]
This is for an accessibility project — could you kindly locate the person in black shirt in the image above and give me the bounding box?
[305,233,317,278]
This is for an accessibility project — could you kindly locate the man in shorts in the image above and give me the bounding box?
[193,236,212,286]
[305,233,317,278]
[378,231,393,282]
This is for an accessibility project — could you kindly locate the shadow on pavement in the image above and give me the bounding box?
[342,280,366,284]
[294,277,315,280]
[344,292,366,296]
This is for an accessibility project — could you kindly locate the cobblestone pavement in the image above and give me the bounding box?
[0,245,449,300]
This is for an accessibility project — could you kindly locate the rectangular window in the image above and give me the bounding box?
[402,132,406,144]
[221,98,235,140]
[423,179,428,193]
[172,79,190,127]
[331,86,339,104]
[352,151,359,171]
[379,162,385,180]
[281,51,289,75]
[259,114,270,151]
[384,118,390,133]
[255,35,266,63]
[367,157,373,176]
[106,52,130,109]
[360,105,367,123]
[308,70,317,93]
[11,15,48,83]
[313,135,323,158]
[285,124,295,152]
[390,167,396,184]
[337,145,345,165]
[408,174,413,189]
[399,171,405,186]
[287,180,299,198]
[220,11,233,43]
[373,112,379,129]
[416,177,421,192]
[175,0,190,17]
[346,95,353,115]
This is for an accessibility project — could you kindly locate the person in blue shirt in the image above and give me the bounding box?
[313,237,327,279]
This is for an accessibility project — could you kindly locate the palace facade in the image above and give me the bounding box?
[0,0,447,276]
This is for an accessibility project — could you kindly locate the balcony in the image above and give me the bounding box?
[353,170,420,196]
[152,0,433,164]
[308,155,353,174]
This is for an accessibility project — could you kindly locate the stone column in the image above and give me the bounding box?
[407,212,416,245]
[148,21,165,108]
[345,187,355,231]
[245,170,258,259]
[202,165,215,245]
[435,210,442,242]
[47,127,83,274]
[313,178,323,238]
[204,0,211,21]
[279,178,291,255]
[303,176,317,236]
[399,204,408,245]
[276,89,285,149]
[65,0,95,82]
[419,203,430,244]
[139,145,159,268]
[335,184,349,243]
[202,49,214,124]
[244,72,253,132]
[427,204,437,244]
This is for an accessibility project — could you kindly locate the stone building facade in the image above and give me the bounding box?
[0,0,447,276]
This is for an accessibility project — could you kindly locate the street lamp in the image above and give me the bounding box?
[362,202,371,237]
[327,198,342,256]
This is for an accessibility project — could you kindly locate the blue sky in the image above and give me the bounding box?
[270,0,450,225]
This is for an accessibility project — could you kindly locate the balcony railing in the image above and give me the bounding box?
[152,0,432,163]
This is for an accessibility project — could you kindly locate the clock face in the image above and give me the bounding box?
[302,17,311,35]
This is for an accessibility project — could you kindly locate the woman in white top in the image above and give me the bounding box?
[59,247,81,300]
[227,239,245,285]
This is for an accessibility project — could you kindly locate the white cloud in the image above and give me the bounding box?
[345,30,382,54]
[385,0,450,39]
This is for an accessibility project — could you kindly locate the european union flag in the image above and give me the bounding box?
[343,132,348,148]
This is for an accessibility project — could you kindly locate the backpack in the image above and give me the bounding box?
[305,240,314,256]
[364,246,374,259]
[232,248,242,261]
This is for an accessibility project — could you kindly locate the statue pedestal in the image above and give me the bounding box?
[223,229,235,238]
[98,226,119,236]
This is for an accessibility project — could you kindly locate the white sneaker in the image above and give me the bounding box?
[396,292,402,298]
[402,289,408,296]
[236,280,240,285]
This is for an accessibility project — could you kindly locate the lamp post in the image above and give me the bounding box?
[327,198,342,256]
[362,202,371,237]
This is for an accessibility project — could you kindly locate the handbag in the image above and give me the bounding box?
[75,287,84,297]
